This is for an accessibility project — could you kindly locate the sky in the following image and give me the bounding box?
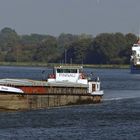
[0,0,140,36]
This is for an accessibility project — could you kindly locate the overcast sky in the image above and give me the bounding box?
[0,0,140,36]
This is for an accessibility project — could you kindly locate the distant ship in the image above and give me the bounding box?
[130,39,140,73]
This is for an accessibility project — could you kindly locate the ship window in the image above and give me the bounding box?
[63,69,77,73]
[70,69,77,73]
[63,69,71,73]
[56,68,77,73]
[57,69,63,73]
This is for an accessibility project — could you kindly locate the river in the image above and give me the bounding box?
[0,66,140,140]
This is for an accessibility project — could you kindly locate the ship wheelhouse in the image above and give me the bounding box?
[47,65,103,95]
[48,65,88,84]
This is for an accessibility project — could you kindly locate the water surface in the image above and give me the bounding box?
[0,66,140,140]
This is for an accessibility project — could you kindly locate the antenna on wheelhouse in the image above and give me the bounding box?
[64,49,67,64]
[81,56,84,66]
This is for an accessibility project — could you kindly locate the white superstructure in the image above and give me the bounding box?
[131,40,140,65]
[48,66,87,84]
[48,65,104,95]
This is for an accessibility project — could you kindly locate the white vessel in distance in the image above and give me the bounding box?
[130,39,140,73]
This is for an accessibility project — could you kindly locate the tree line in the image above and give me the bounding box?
[0,27,137,64]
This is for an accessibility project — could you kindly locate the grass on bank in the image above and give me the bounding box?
[0,62,129,69]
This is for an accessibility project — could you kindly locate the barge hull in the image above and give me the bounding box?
[0,94,103,111]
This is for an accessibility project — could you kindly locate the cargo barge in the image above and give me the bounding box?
[0,65,104,111]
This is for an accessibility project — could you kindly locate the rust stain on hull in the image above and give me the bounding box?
[17,86,48,94]
[16,86,88,95]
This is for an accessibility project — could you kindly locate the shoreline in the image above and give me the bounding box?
[0,62,129,69]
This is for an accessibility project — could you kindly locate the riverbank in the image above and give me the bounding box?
[0,62,129,69]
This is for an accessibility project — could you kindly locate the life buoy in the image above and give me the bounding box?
[49,74,55,79]
[79,73,84,79]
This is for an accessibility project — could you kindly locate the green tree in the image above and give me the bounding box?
[33,36,59,62]
[67,36,93,64]
[119,33,137,64]
[87,33,128,64]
